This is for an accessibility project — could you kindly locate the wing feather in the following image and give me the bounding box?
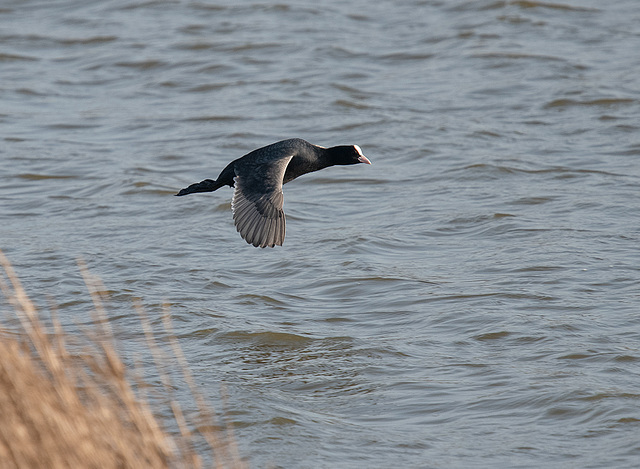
[231,154,294,248]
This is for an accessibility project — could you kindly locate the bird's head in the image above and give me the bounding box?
[330,144,372,166]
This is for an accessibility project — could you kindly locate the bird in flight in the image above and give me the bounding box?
[176,138,371,248]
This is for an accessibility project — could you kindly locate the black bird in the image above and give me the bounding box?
[176,138,371,248]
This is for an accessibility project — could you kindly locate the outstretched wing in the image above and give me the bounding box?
[231,153,294,248]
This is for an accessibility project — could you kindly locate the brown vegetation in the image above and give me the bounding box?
[0,250,246,469]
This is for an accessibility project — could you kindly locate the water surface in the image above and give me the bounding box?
[2,1,640,467]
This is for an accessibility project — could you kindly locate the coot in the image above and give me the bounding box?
[176,138,371,248]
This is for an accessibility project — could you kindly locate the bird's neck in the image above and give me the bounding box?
[283,148,329,184]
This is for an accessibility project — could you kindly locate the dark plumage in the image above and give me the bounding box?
[176,138,371,248]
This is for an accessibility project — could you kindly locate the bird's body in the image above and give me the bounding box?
[176,138,371,248]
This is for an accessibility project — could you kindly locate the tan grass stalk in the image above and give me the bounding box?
[0,250,246,469]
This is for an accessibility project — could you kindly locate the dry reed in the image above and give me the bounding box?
[0,250,246,469]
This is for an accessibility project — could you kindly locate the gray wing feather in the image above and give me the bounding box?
[231,154,293,248]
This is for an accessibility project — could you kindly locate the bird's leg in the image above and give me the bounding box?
[175,179,221,196]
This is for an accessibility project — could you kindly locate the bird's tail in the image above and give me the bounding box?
[175,179,224,196]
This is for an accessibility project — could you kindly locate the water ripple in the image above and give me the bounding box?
[2,0,640,467]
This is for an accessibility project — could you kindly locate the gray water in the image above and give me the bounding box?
[2,0,640,467]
